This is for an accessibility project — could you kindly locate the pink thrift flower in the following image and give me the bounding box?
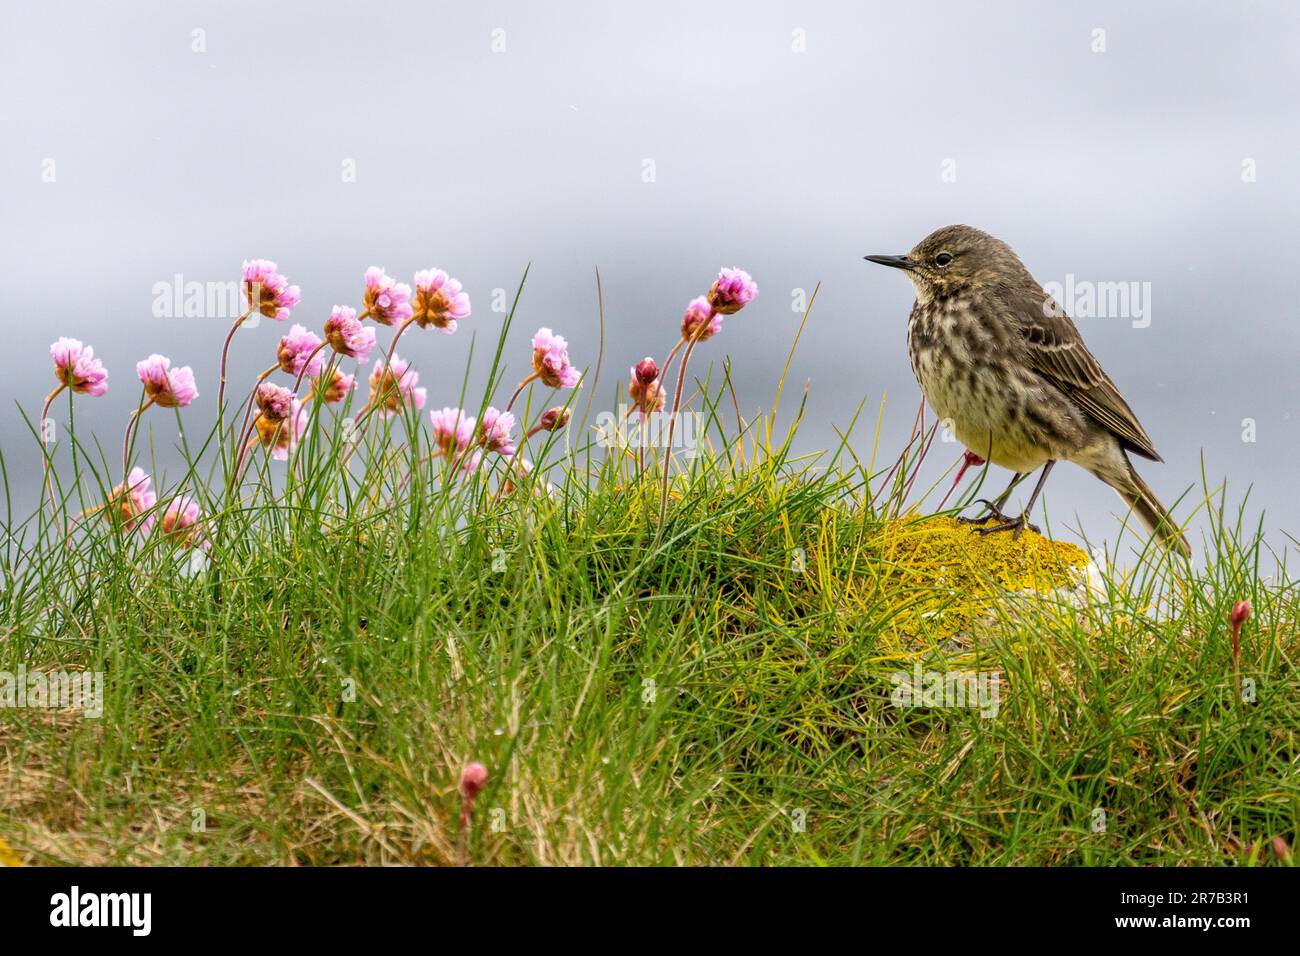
[242,259,301,321]
[412,268,471,333]
[277,324,324,378]
[136,354,199,408]
[530,328,581,389]
[323,306,377,361]
[368,353,427,414]
[430,406,476,460]
[681,296,722,342]
[361,267,414,327]
[255,399,307,460]
[707,267,758,315]
[478,406,516,456]
[256,382,295,422]
[109,467,156,531]
[311,368,355,404]
[629,357,665,414]
[51,337,109,397]
[159,496,206,549]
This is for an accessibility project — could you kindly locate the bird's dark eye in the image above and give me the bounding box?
[935,252,953,267]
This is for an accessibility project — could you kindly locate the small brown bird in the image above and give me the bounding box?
[867,224,1190,556]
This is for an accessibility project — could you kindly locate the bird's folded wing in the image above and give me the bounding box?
[1012,291,1162,462]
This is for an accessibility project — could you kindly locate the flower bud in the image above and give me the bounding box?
[634,357,659,385]
[1272,836,1291,862]
[460,762,488,800]
[1229,600,1252,627]
[540,406,571,431]
[256,382,295,422]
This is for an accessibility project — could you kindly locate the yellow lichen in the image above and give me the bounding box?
[806,514,1091,644]
[874,515,1089,640]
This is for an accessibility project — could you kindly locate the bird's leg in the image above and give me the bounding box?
[958,472,1025,525]
[976,461,1055,540]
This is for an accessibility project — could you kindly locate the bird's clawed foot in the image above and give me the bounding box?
[957,499,1013,526]
[974,513,1040,540]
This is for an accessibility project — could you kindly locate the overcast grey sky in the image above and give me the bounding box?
[2,0,1297,559]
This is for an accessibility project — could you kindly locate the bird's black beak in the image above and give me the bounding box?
[864,254,917,272]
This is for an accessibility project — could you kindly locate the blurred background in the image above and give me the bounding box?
[2,0,1297,560]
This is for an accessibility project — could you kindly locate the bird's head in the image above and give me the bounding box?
[866,224,1030,301]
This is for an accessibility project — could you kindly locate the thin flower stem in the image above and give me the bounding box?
[637,410,647,478]
[122,397,155,480]
[658,337,687,391]
[897,420,939,512]
[39,385,66,519]
[658,338,697,524]
[504,372,541,413]
[380,316,417,389]
[40,385,65,435]
[217,307,255,427]
[233,428,261,485]
[67,385,84,515]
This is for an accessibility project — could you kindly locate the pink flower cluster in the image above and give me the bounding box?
[430,406,476,461]
[137,354,199,408]
[362,267,414,326]
[324,306,376,361]
[479,407,517,457]
[256,383,296,422]
[254,399,307,460]
[681,267,757,342]
[531,328,581,389]
[708,267,759,315]
[312,368,355,405]
[242,259,302,321]
[110,468,156,530]
[158,496,207,549]
[51,338,108,397]
[277,325,324,379]
[413,269,471,334]
[368,354,427,414]
[42,254,627,534]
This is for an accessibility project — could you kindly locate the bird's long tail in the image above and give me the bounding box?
[1103,457,1191,557]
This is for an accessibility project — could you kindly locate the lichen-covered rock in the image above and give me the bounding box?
[871,516,1090,641]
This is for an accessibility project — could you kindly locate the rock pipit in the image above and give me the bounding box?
[867,224,1190,556]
